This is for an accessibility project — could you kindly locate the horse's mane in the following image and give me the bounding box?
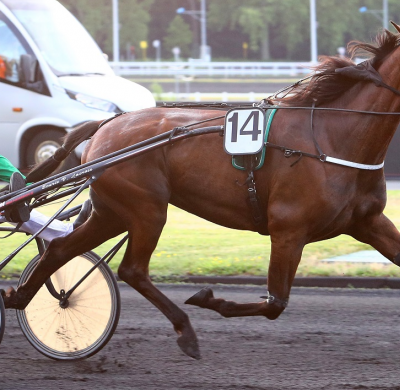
[274,29,400,106]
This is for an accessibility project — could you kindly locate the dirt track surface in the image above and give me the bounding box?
[1,282,400,390]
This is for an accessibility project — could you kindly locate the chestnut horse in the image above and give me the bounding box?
[4,25,400,360]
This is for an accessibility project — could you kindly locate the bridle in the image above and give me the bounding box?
[259,60,400,171]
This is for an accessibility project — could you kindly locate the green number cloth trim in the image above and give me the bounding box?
[0,155,25,183]
[232,108,277,171]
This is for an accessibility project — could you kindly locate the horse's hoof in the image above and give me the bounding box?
[185,287,214,308]
[177,334,201,360]
[2,286,23,310]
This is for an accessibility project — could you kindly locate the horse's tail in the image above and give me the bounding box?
[25,120,102,183]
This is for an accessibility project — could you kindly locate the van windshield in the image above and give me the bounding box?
[4,0,113,76]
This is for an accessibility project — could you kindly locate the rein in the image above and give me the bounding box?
[307,100,385,170]
[157,102,394,171]
[259,105,400,115]
[261,103,389,170]
[258,60,400,171]
[120,59,400,172]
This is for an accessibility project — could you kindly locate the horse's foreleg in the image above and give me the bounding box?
[117,209,201,360]
[186,235,304,320]
[350,213,400,265]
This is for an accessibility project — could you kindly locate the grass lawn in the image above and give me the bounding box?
[2,190,400,279]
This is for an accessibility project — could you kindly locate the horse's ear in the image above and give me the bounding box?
[390,21,400,33]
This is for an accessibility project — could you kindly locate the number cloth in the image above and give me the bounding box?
[232,108,277,170]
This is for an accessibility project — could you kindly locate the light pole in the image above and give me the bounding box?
[176,0,208,61]
[153,40,161,62]
[310,0,318,63]
[359,0,389,30]
[112,0,120,62]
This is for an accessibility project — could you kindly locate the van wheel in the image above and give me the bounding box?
[26,130,79,173]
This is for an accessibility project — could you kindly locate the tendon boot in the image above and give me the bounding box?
[73,199,92,229]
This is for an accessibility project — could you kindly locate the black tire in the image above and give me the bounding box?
[0,292,5,345]
[16,251,120,361]
[26,129,80,173]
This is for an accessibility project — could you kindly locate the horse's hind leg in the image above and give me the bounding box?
[117,204,201,360]
[2,197,125,310]
[186,232,304,320]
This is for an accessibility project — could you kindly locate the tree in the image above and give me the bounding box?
[59,0,153,59]
[208,0,400,61]
[119,0,154,60]
[148,0,185,59]
[58,0,400,62]
[163,15,193,59]
[208,0,310,60]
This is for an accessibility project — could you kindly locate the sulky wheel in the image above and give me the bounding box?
[0,291,5,345]
[16,251,120,360]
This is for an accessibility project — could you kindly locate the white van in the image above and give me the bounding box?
[0,0,155,171]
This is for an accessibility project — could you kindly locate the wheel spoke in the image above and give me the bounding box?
[16,252,120,360]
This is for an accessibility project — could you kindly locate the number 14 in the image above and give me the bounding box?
[228,111,262,142]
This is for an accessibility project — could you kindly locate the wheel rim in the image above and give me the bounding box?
[20,255,116,355]
[34,140,60,164]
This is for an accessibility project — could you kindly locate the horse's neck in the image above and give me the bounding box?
[328,55,400,164]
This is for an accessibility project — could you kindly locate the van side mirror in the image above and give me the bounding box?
[20,54,37,83]
[19,54,46,94]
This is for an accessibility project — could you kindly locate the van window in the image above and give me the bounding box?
[0,19,27,83]
[4,0,112,77]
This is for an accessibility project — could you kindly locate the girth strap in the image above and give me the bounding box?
[242,156,264,225]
